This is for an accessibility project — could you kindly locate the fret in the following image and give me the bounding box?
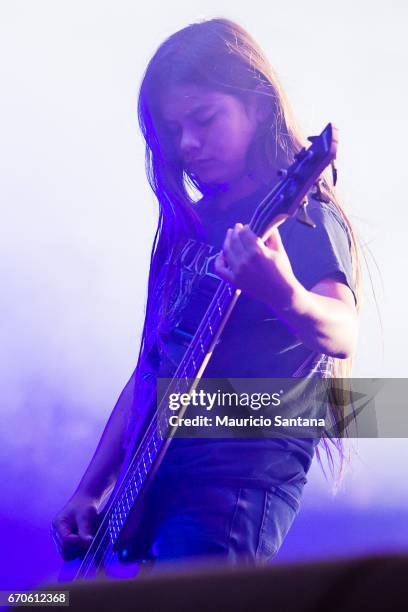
[118,504,125,522]
[135,464,143,481]
[111,517,119,537]
[151,436,157,451]
[111,511,119,528]
[124,489,130,509]
[182,365,190,380]
[156,423,163,440]
[147,440,154,461]
[108,524,116,544]
[130,474,138,494]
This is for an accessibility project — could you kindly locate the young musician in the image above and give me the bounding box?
[51,18,360,569]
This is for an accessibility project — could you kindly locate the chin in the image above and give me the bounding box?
[194,171,229,187]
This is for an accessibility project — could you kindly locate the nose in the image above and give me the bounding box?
[179,127,201,158]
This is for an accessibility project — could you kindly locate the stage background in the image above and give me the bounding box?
[1,0,407,589]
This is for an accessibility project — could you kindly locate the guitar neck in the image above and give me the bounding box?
[107,275,243,548]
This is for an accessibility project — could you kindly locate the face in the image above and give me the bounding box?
[159,84,261,187]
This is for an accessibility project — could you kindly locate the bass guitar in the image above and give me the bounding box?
[60,123,338,581]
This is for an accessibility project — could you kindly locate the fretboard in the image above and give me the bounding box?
[107,277,239,544]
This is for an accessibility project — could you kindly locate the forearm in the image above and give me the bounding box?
[276,280,358,359]
[73,368,137,504]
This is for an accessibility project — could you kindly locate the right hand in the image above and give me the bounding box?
[51,493,99,561]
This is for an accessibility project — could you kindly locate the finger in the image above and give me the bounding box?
[263,225,284,251]
[53,524,81,548]
[222,228,232,256]
[222,229,245,270]
[51,526,81,560]
[53,514,94,549]
[214,252,235,284]
[235,225,261,250]
[224,224,246,259]
[60,534,89,561]
[53,518,75,540]
[77,511,96,542]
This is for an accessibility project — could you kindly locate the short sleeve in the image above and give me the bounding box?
[280,199,357,306]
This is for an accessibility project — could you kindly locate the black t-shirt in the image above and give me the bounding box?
[146,183,356,490]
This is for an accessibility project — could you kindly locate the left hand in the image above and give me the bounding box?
[214,223,300,312]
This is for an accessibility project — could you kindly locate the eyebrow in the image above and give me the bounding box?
[162,103,215,123]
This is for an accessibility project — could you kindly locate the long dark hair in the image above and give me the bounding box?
[127,17,362,487]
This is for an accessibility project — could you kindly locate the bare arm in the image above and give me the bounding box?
[73,366,141,505]
[215,223,359,359]
[277,275,359,359]
[52,365,151,559]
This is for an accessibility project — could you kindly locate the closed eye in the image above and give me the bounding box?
[196,114,216,126]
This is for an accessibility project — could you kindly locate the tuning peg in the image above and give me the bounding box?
[296,199,316,228]
[307,135,318,143]
[294,147,306,160]
[331,161,338,186]
[311,178,331,203]
[277,168,287,177]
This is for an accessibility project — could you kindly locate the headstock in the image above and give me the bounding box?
[251,123,338,239]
